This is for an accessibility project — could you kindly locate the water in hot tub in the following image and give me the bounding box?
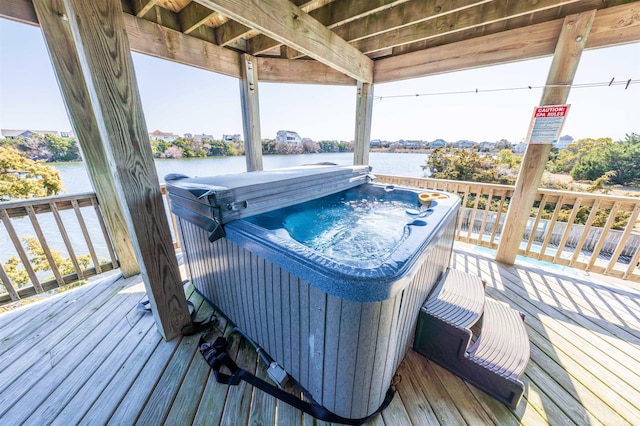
[246,192,431,262]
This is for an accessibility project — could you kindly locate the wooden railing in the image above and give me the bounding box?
[0,193,118,304]
[376,175,640,283]
[3,177,639,305]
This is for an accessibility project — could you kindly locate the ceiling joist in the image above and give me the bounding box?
[196,0,373,83]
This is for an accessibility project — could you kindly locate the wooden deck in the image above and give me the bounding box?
[1,242,639,425]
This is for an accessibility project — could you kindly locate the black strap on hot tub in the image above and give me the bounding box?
[199,335,396,425]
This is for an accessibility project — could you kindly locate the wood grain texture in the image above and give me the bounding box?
[60,0,190,339]
[123,12,242,78]
[199,0,373,82]
[353,81,374,165]
[496,10,595,264]
[239,54,263,171]
[373,2,640,83]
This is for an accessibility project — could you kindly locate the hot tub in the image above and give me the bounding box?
[166,165,459,419]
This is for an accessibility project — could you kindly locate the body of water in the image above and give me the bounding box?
[1,152,430,268]
[53,152,430,194]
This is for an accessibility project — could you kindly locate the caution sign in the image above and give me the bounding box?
[526,104,570,144]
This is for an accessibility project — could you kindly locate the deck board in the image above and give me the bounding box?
[0,242,639,425]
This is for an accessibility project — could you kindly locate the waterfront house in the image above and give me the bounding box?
[1,1,639,424]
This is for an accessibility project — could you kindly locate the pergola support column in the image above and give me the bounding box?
[496,11,596,264]
[240,53,263,171]
[36,0,190,340]
[33,0,139,277]
[354,81,374,166]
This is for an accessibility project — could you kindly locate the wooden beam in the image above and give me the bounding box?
[178,1,215,34]
[337,0,491,44]
[0,0,38,26]
[239,54,263,171]
[495,11,596,265]
[131,0,157,17]
[250,0,411,55]
[353,0,585,54]
[374,2,640,82]
[354,82,374,165]
[32,0,140,278]
[58,0,191,339]
[256,57,356,85]
[198,0,373,82]
[123,13,241,78]
[216,19,251,46]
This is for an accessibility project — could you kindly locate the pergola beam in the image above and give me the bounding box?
[353,82,374,166]
[374,2,640,82]
[239,54,263,172]
[496,10,596,264]
[32,0,140,277]
[195,0,373,82]
[54,0,191,339]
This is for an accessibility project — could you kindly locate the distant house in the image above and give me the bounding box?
[276,130,302,145]
[193,133,214,142]
[223,134,241,143]
[369,139,382,147]
[1,129,67,139]
[184,133,193,139]
[149,130,179,142]
[430,139,447,148]
[555,134,574,149]
[514,142,528,154]
[456,140,476,149]
[478,141,495,151]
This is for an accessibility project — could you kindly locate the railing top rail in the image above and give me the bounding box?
[0,192,98,209]
[375,174,516,191]
[537,187,640,204]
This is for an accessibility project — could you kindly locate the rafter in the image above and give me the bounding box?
[197,0,373,82]
[353,0,586,54]
[250,0,410,55]
[178,1,216,33]
[374,2,640,82]
[131,0,158,17]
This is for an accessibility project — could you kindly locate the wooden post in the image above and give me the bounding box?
[40,0,190,340]
[354,81,374,166]
[239,53,263,171]
[33,0,139,277]
[496,11,596,265]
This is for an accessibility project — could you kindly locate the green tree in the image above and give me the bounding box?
[0,146,63,201]
[44,134,81,162]
[3,237,92,288]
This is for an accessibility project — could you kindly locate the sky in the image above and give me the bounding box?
[0,17,638,143]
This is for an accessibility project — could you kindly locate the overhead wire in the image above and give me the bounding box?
[373,78,640,100]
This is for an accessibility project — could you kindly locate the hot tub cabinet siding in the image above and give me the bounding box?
[176,202,458,418]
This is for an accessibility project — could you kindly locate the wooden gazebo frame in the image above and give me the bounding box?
[2,0,639,339]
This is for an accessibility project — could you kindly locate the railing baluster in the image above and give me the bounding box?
[623,235,640,280]
[490,192,507,249]
[457,185,470,240]
[570,199,601,266]
[586,201,621,271]
[71,199,102,274]
[50,201,85,280]
[477,189,494,245]
[466,188,481,241]
[25,205,65,287]
[0,208,43,293]
[91,197,119,267]
[554,197,583,264]
[525,194,548,256]
[606,204,640,274]
[539,196,565,259]
[0,263,19,301]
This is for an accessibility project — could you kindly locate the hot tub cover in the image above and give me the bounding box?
[165,164,373,241]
